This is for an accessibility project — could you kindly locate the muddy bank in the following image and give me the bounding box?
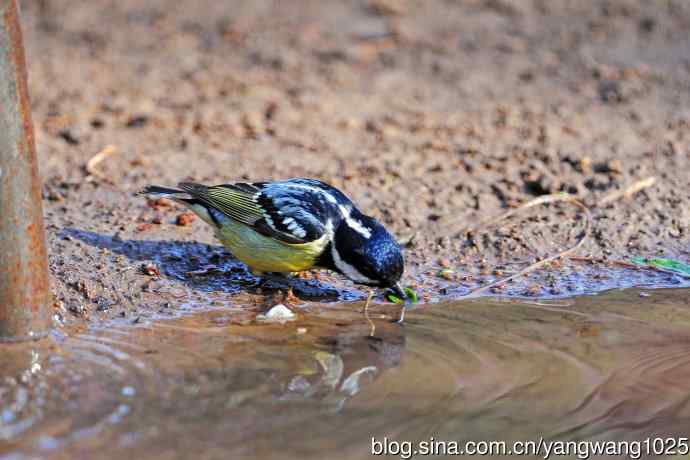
[16,0,690,322]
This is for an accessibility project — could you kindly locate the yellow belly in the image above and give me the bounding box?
[214,220,327,274]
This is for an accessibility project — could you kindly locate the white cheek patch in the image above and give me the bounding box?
[338,205,372,239]
[330,244,376,284]
[324,220,374,284]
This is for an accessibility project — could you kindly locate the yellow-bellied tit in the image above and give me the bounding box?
[142,178,406,298]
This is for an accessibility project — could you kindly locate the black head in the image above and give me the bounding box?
[325,211,404,290]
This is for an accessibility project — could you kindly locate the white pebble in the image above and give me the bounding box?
[257,304,295,323]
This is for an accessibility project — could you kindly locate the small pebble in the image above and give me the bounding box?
[257,304,295,323]
[176,213,195,226]
[141,263,160,277]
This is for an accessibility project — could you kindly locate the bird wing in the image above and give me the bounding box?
[178,179,345,245]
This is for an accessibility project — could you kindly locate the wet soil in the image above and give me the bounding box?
[2,288,690,459]
[16,0,690,322]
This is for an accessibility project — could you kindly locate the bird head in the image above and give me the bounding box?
[328,211,405,294]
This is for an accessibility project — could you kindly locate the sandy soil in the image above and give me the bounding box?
[19,0,690,323]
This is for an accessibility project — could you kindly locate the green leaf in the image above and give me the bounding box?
[386,293,405,304]
[385,287,418,305]
[630,256,647,267]
[403,287,418,304]
[631,256,690,276]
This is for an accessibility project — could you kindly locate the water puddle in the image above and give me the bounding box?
[2,288,690,459]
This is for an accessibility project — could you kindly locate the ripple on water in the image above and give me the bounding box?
[2,288,690,460]
[0,330,150,457]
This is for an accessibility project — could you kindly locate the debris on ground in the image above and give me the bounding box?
[256,304,296,323]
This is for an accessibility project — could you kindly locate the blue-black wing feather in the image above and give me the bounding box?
[178,179,347,245]
[253,179,348,243]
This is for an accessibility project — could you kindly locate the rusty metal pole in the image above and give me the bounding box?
[0,0,51,341]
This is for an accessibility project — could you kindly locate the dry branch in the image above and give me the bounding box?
[85,144,117,182]
[599,176,656,205]
[462,195,591,298]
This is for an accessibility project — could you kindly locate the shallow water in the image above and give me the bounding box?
[2,288,690,459]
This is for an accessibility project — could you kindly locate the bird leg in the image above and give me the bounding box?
[255,271,343,300]
[397,304,406,323]
[364,290,375,336]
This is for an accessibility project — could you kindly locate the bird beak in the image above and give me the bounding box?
[391,282,406,301]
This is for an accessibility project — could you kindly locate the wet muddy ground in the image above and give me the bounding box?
[2,288,690,459]
[17,0,690,322]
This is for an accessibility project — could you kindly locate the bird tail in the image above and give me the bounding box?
[141,184,200,208]
[141,184,219,227]
[141,185,189,198]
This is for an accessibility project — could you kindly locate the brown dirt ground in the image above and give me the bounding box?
[20,0,690,324]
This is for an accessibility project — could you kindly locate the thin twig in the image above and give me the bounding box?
[599,176,656,206]
[569,255,690,279]
[461,195,591,298]
[430,175,660,300]
[85,144,117,182]
[440,193,581,239]
[568,256,639,269]
[439,176,655,239]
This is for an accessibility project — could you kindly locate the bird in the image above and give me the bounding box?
[142,178,406,300]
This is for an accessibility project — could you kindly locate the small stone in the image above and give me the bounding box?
[256,304,295,323]
[176,213,195,226]
[147,197,171,209]
[136,223,153,232]
[141,263,160,277]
